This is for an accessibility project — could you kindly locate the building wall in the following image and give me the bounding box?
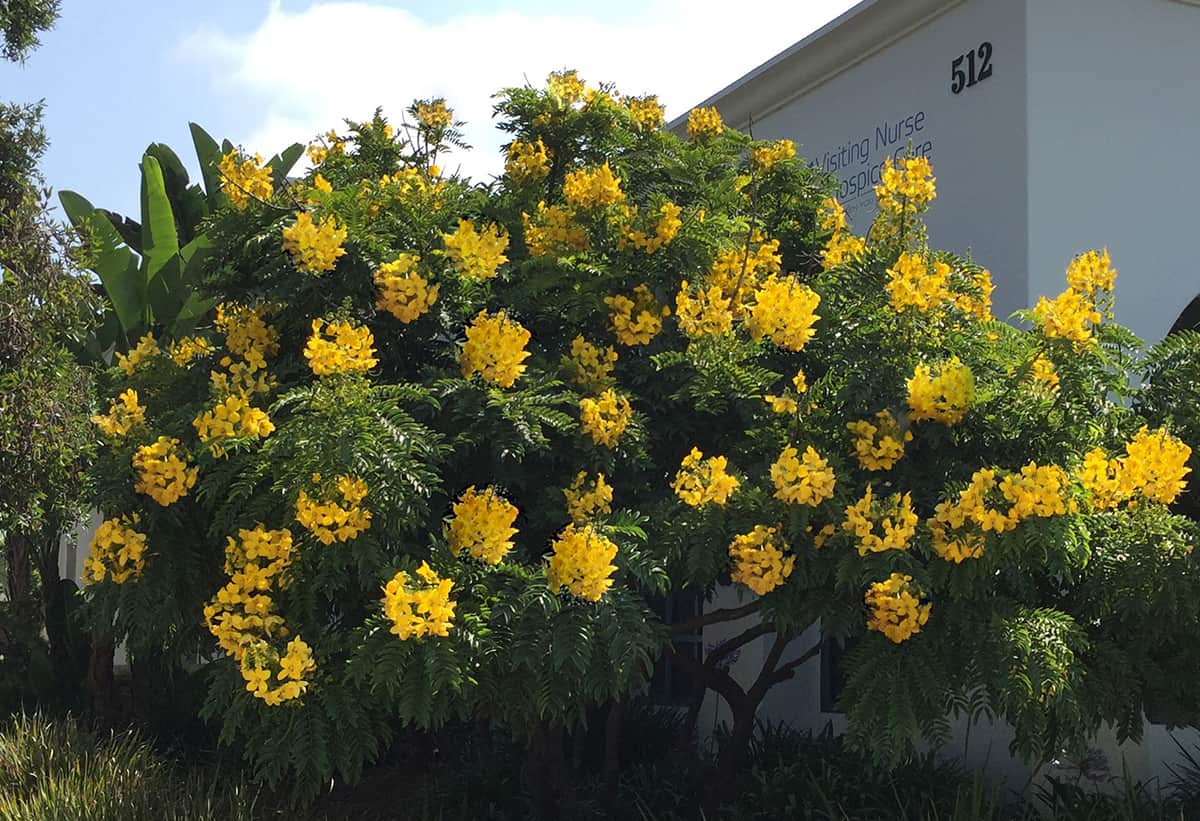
[1026,0,1200,340]
[741,0,1029,319]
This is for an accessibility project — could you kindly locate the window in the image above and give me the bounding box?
[647,591,705,706]
[820,634,857,713]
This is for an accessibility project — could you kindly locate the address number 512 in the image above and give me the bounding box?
[951,41,993,94]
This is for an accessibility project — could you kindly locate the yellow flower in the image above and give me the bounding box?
[875,156,936,213]
[998,462,1071,521]
[459,309,532,388]
[764,394,798,414]
[579,388,633,448]
[304,318,378,376]
[547,70,586,104]
[847,410,913,471]
[193,394,275,457]
[620,202,682,253]
[84,514,147,585]
[447,486,519,564]
[672,448,740,507]
[1078,447,1125,510]
[819,197,848,234]
[443,219,510,280]
[167,335,215,366]
[707,236,782,314]
[563,472,614,523]
[564,163,625,208]
[954,269,995,321]
[627,95,664,130]
[416,99,453,131]
[505,138,551,183]
[771,445,836,506]
[842,485,919,555]
[1120,426,1192,505]
[865,573,930,644]
[218,150,273,209]
[729,526,793,596]
[115,332,159,376]
[282,211,348,274]
[307,130,345,165]
[687,106,724,140]
[1066,248,1116,296]
[1030,355,1060,394]
[606,285,669,346]
[383,562,456,640]
[523,202,588,257]
[546,523,618,602]
[907,358,974,426]
[746,275,821,352]
[675,279,734,339]
[1032,288,1101,348]
[296,474,372,545]
[215,302,279,367]
[91,389,145,439]
[886,252,952,313]
[133,437,198,507]
[821,231,867,269]
[750,139,795,172]
[375,253,439,323]
[566,335,618,389]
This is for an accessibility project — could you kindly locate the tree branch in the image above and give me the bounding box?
[669,643,747,715]
[705,622,774,667]
[670,599,762,634]
[765,640,823,688]
[749,631,792,702]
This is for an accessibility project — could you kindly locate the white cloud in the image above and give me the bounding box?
[184,0,859,182]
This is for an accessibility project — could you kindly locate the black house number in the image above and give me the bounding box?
[951,41,993,94]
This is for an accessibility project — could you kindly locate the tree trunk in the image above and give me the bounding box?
[4,531,33,603]
[87,630,116,721]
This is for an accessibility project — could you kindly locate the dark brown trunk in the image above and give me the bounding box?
[87,630,116,721]
[5,531,33,603]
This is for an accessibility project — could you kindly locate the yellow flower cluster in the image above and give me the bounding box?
[1030,354,1060,394]
[84,515,147,585]
[218,151,273,210]
[564,163,625,208]
[746,275,821,352]
[459,309,532,388]
[953,269,995,321]
[296,474,373,545]
[620,202,682,253]
[886,252,952,313]
[132,437,197,506]
[934,462,1073,548]
[605,284,669,346]
[1080,427,1192,508]
[1066,248,1116,296]
[91,389,145,439]
[627,96,664,130]
[675,280,734,339]
[875,156,936,213]
[999,462,1073,521]
[304,318,378,376]
[523,201,589,257]
[564,472,614,523]
[822,231,867,270]
[764,370,808,415]
[907,358,974,426]
[729,526,794,596]
[707,236,782,312]
[282,212,348,274]
[168,335,215,366]
[216,302,279,371]
[771,445,836,506]
[447,486,518,564]
[865,573,930,644]
[579,388,633,448]
[547,70,586,104]
[672,448,740,507]
[567,335,618,388]
[847,410,913,471]
[750,139,795,172]
[842,485,919,555]
[205,525,312,705]
[687,106,724,140]
[505,138,551,182]
[211,363,277,400]
[375,253,439,323]
[443,219,510,280]
[116,332,159,376]
[416,99,453,130]
[193,394,275,457]
[306,130,345,164]
[546,523,619,602]
[383,562,456,639]
[1032,288,1101,348]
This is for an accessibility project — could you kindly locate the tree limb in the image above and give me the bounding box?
[670,599,762,634]
[765,640,823,688]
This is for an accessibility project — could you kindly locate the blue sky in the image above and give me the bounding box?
[1,0,857,219]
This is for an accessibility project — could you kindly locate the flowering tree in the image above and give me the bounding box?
[82,72,1198,795]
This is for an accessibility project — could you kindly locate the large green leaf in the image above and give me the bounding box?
[268,142,305,188]
[146,142,208,243]
[139,154,180,281]
[146,252,185,329]
[189,122,224,208]
[60,190,147,335]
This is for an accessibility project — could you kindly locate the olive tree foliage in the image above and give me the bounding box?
[0,0,58,63]
[80,70,1199,795]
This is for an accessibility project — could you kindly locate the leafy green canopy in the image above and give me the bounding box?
[82,72,1198,791]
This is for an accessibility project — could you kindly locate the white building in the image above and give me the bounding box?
[678,0,1200,789]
